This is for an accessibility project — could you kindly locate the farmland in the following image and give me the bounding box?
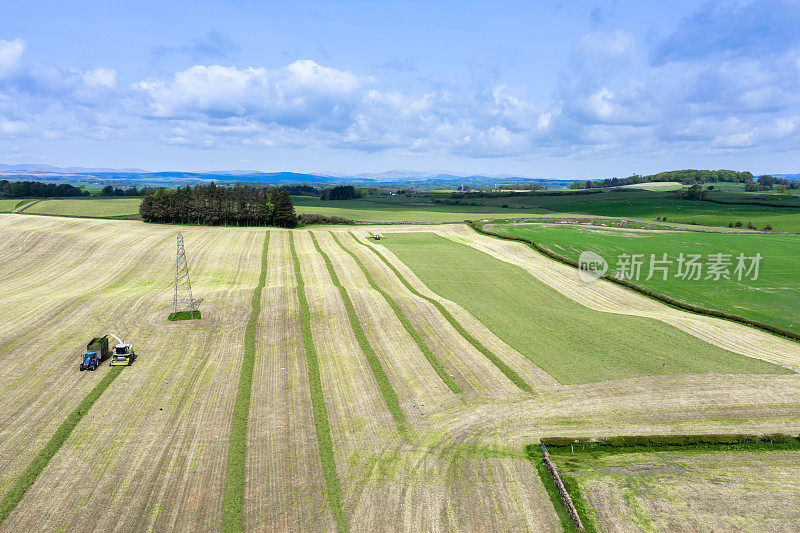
[292,195,548,223]
[1,214,800,531]
[24,197,143,218]
[547,445,800,531]
[484,221,800,335]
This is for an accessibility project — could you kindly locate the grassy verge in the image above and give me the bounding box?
[308,232,407,434]
[221,232,269,532]
[0,366,124,524]
[330,232,461,394]
[289,232,349,533]
[167,310,202,321]
[350,232,533,393]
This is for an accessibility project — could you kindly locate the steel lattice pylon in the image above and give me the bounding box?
[173,233,196,315]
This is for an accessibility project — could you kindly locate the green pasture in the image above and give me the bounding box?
[486,222,800,335]
[293,195,548,223]
[0,199,34,212]
[25,197,143,217]
[380,232,788,385]
[545,196,800,232]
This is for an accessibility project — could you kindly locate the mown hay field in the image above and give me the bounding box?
[485,221,800,335]
[548,447,800,531]
[24,197,143,217]
[1,214,800,531]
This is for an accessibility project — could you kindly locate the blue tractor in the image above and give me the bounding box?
[80,351,100,371]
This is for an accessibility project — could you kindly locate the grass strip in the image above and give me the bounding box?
[309,232,407,433]
[221,231,269,532]
[0,365,123,524]
[349,232,533,394]
[289,232,349,533]
[330,232,461,394]
[167,310,202,321]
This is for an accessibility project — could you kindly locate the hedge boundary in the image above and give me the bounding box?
[469,221,800,343]
[540,433,800,448]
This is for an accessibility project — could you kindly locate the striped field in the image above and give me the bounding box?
[1,214,799,531]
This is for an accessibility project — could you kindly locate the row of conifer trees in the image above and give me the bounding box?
[139,183,297,227]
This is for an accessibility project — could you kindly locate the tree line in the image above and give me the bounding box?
[100,185,151,196]
[570,169,756,189]
[0,180,89,198]
[320,185,362,200]
[139,183,297,227]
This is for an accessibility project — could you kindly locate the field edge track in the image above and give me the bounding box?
[222,231,269,532]
[349,232,534,394]
[0,366,124,524]
[289,233,349,533]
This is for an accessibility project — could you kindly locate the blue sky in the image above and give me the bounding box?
[1,0,799,178]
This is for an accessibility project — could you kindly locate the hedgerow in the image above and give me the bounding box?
[469,221,800,343]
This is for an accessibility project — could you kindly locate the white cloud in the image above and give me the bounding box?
[82,68,117,88]
[134,61,364,129]
[0,38,25,79]
[0,119,30,137]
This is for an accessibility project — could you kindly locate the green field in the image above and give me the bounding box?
[293,195,548,223]
[25,197,143,217]
[545,196,800,232]
[380,232,788,384]
[485,222,800,335]
[0,200,33,213]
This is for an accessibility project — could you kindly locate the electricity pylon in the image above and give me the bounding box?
[173,233,196,316]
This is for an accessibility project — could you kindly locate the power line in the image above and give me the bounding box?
[173,233,196,316]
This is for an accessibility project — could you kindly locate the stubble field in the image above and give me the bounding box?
[1,214,800,531]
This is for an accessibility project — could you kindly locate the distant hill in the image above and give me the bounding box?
[0,164,573,189]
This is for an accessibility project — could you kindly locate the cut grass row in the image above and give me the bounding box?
[329,232,462,394]
[0,365,123,525]
[350,233,533,393]
[289,233,348,533]
[308,231,408,434]
[221,231,269,532]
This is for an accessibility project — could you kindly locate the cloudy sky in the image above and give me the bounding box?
[1,0,799,177]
